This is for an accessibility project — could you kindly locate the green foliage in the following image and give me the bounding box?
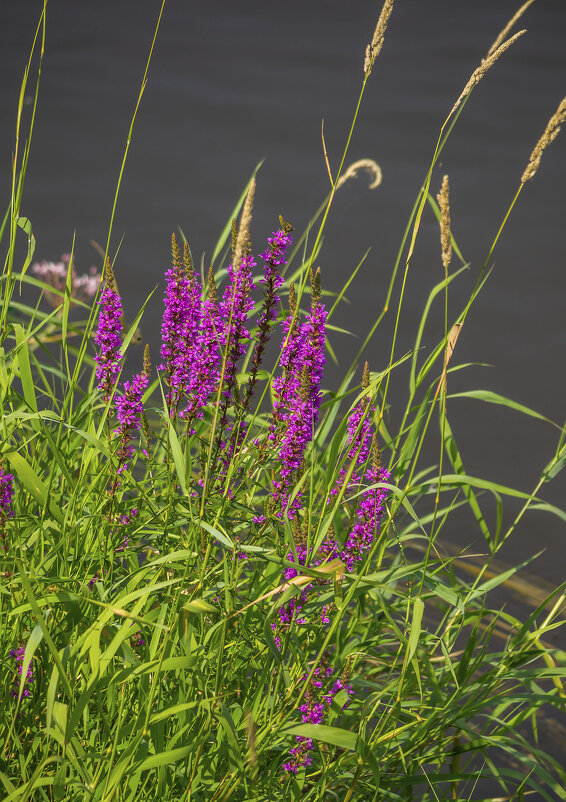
[1,2,566,800]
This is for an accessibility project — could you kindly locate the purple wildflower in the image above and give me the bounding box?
[9,644,34,699]
[94,261,123,401]
[113,367,149,475]
[218,254,255,395]
[327,366,390,570]
[340,436,390,570]
[158,235,201,416]
[214,253,255,474]
[179,267,223,427]
[269,284,302,440]
[115,508,137,552]
[244,222,292,407]
[283,661,352,773]
[0,466,15,552]
[0,467,15,519]
[130,625,145,649]
[272,270,327,518]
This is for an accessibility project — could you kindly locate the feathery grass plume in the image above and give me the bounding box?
[436,321,463,397]
[363,0,395,77]
[232,177,255,274]
[94,258,123,401]
[437,174,452,272]
[335,158,382,190]
[450,30,525,117]
[487,0,536,57]
[182,239,193,276]
[231,218,238,255]
[244,219,292,407]
[522,96,566,183]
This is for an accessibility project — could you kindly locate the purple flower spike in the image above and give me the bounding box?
[94,261,123,401]
[283,661,352,773]
[340,439,390,571]
[0,466,15,551]
[180,267,223,427]
[215,253,255,475]
[0,468,14,520]
[272,270,327,518]
[158,235,201,416]
[9,644,34,699]
[244,222,292,407]
[113,368,149,476]
[330,366,390,570]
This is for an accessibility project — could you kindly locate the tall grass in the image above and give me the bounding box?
[2,2,566,800]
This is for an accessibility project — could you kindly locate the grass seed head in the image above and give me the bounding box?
[364,0,395,77]
[437,174,452,271]
[522,96,566,183]
[450,30,525,117]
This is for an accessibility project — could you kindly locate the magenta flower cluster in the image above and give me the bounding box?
[278,379,389,773]
[94,277,123,401]
[113,371,149,475]
[9,644,34,699]
[158,255,203,413]
[271,286,327,518]
[0,466,14,551]
[283,665,352,774]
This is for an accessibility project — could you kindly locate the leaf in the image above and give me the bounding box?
[16,216,36,289]
[282,723,357,751]
[199,519,234,549]
[407,597,424,662]
[542,446,566,482]
[183,598,217,615]
[14,324,37,413]
[168,423,186,495]
[17,622,43,702]
[5,450,64,524]
[137,745,194,771]
[448,389,551,424]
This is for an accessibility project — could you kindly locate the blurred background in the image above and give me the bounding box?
[0,0,565,585]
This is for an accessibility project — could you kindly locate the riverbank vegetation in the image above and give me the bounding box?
[2,1,566,799]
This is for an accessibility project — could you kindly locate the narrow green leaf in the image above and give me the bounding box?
[448,389,551,424]
[14,323,37,413]
[199,519,234,549]
[168,423,186,495]
[407,597,424,662]
[283,723,357,751]
[137,744,194,771]
[5,450,64,524]
[16,215,36,288]
[183,598,217,615]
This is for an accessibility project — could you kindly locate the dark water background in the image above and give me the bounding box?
[1,0,566,792]
[0,3,565,584]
